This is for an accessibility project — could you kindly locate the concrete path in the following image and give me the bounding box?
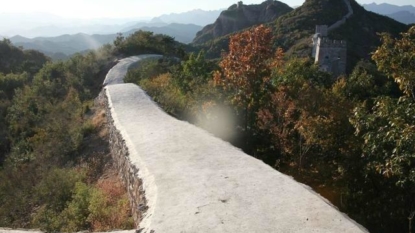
[0,230,133,233]
[103,55,162,86]
[0,230,43,233]
[104,56,368,233]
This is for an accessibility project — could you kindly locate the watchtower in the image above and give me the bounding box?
[237,1,243,8]
[312,25,347,77]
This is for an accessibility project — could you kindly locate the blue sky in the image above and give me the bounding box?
[1,0,414,18]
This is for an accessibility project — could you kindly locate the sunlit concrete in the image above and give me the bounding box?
[104,55,368,233]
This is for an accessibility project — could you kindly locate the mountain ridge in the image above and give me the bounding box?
[362,2,415,15]
[0,9,222,38]
[362,3,415,24]
[10,23,202,60]
[274,0,409,71]
[151,9,222,26]
[192,0,293,44]
[386,11,415,24]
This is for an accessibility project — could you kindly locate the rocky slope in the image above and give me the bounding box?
[192,0,292,44]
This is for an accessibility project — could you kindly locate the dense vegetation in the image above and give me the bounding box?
[0,30,185,232]
[0,38,134,232]
[126,25,415,233]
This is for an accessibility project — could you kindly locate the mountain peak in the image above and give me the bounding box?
[362,2,415,15]
[192,0,292,44]
[362,2,415,24]
[151,9,222,27]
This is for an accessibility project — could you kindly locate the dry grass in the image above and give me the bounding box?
[78,101,134,231]
[92,109,108,138]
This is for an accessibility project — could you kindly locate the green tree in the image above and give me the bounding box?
[372,26,415,99]
[114,30,186,58]
[348,26,415,232]
[0,39,49,74]
[60,182,92,232]
[174,50,217,93]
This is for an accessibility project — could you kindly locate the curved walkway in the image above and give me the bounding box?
[104,55,368,233]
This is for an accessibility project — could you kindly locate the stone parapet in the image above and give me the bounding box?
[102,56,368,233]
[317,37,347,48]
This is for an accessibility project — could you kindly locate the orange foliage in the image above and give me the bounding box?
[96,177,126,204]
[89,176,134,231]
[214,24,284,110]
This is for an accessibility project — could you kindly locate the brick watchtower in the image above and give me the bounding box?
[312,25,347,77]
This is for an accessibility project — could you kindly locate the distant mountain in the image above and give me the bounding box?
[10,23,202,60]
[362,3,415,15]
[386,11,415,24]
[135,23,203,44]
[12,24,129,38]
[0,12,149,37]
[362,3,415,24]
[151,9,222,26]
[0,9,219,38]
[10,33,116,60]
[120,22,169,33]
[193,0,293,44]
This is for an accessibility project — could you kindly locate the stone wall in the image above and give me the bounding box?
[315,37,347,75]
[102,56,368,233]
[312,0,352,76]
[96,91,147,227]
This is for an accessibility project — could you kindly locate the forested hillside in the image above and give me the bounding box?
[195,0,409,72]
[0,31,186,231]
[125,25,415,233]
[274,0,409,71]
[0,38,135,231]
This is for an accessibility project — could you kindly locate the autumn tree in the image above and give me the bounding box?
[213,24,284,133]
[257,58,353,171]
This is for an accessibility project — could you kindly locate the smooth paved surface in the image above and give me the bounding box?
[0,230,134,233]
[0,230,42,233]
[105,56,368,233]
[103,55,162,86]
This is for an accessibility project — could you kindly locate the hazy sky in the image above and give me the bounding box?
[1,0,414,18]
